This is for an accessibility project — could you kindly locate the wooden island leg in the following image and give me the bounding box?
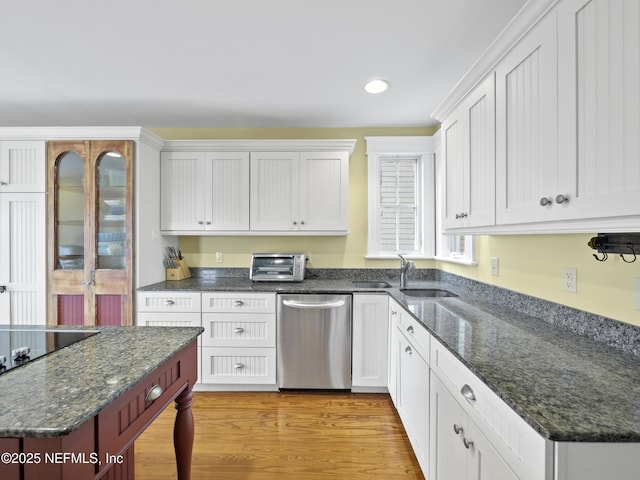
[174,387,194,480]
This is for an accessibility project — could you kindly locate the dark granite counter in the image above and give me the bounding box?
[138,269,640,443]
[0,326,202,438]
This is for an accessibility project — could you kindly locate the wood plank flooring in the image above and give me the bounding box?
[135,391,425,480]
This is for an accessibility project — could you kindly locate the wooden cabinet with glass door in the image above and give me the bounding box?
[47,140,133,326]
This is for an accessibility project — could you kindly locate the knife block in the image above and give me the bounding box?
[166,258,191,281]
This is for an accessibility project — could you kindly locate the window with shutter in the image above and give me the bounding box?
[378,158,420,254]
[365,136,435,259]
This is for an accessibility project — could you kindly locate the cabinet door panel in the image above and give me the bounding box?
[352,294,389,389]
[0,193,46,325]
[558,0,640,219]
[250,152,298,230]
[430,374,468,480]
[299,151,348,231]
[496,11,559,224]
[467,419,518,480]
[160,152,206,231]
[205,152,249,230]
[0,141,46,193]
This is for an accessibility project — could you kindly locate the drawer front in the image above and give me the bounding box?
[430,338,547,480]
[202,292,276,313]
[201,346,276,384]
[137,312,201,328]
[137,291,201,313]
[398,308,430,361]
[97,341,198,475]
[202,313,276,347]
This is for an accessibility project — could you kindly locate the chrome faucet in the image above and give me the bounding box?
[398,254,415,289]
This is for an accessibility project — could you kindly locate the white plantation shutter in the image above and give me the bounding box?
[378,158,419,254]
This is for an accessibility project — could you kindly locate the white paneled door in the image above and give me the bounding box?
[0,193,46,325]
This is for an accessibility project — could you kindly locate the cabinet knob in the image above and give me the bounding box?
[197,220,204,225]
[0,181,7,186]
[404,346,413,355]
[293,221,298,225]
[205,221,212,225]
[455,213,468,219]
[453,424,463,435]
[539,197,552,206]
[164,299,175,306]
[234,363,245,369]
[300,220,305,225]
[145,384,163,402]
[0,286,6,294]
[463,437,474,449]
[234,327,245,334]
[555,194,569,204]
[461,384,476,402]
[234,300,245,307]
[391,310,397,316]
[406,325,414,334]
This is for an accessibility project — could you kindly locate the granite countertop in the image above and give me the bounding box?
[138,273,640,443]
[0,326,202,438]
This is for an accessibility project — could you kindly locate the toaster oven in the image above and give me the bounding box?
[250,253,306,282]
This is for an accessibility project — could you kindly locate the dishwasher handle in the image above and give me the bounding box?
[282,299,346,310]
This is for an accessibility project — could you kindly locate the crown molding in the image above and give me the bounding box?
[161,139,357,155]
[431,0,560,121]
[0,126,164,149]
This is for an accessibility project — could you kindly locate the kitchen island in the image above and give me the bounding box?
[0,325,202,480]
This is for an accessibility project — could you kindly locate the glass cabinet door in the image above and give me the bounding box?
[48,140,133,326]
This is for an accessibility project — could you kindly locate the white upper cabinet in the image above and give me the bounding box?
[160,151,250,233]
[0,141,46,193]
[495,10,560,226]
[250,150,349,234]
[557,0,640,222]
[442,74,496,230]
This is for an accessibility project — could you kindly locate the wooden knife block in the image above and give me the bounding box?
[166,258,191,281]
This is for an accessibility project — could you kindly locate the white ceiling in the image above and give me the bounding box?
[1,0,527,129]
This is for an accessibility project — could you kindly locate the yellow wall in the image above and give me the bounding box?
[151,127,640,327]
[438,235,640,327]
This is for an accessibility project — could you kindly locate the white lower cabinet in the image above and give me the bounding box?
[200,292,277,390]
[352,293,389,392]
[431,374,518,480]
[136,291,202,382]
[397,327,430,474]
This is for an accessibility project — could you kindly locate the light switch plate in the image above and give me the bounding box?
[216,252,224,263]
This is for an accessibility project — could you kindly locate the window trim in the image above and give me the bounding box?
[365,136,435,259]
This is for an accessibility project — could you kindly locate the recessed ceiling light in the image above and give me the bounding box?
[364,79,389,94]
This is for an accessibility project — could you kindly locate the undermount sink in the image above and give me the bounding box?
[401,288,458,298]
[352,281,392,288]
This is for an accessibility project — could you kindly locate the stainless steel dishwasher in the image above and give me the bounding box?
[277,294,352,390]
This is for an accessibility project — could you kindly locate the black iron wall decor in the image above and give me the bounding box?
[587,233,639,263]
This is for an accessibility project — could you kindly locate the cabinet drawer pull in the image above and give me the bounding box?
[164,299,175,306]
[404,346,413,355]
[406,325,414,334]
[234,363,245,369]
[234,327,245,334]
[145,384,163,402]
[463,437,474,449]
[453,424,463,435]
[234,300,245,307]
[461,384,476,402]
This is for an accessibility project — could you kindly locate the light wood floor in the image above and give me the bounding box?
[135,391,425,480]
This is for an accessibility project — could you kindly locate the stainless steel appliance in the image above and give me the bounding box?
[277,294,352,389]
[0,329,98,375]
[250,253,306,282]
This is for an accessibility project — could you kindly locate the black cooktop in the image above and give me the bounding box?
[0,329,98,375]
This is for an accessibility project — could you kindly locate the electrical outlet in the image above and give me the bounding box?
[563,267,577,293]
[490,257,499,276]
[216,252,223,263]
